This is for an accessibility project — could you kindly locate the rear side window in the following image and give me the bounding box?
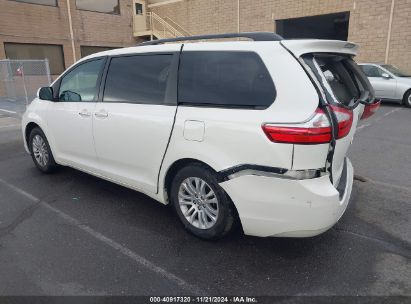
[103,54,173,104]
[178,51,276,109]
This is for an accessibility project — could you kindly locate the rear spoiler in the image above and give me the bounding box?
[280,39,359,57]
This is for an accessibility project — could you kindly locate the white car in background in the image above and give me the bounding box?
[359,63,411,107]
[22,33,379,240]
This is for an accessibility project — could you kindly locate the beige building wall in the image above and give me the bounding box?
[0,0,139,71]
[0,0,409,74]
[71,0,137,59]
[388,0,411,73]
[151,0,411,73]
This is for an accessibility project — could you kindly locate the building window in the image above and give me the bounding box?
[76,0,120,14]
[4,43,65,75]
[80,46,117,58]
[11,0,57,6]
[135,3,143,15]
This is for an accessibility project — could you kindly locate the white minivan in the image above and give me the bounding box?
[22,32,379,240]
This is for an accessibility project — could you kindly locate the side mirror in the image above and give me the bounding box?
[381,73,391,79]
[38,87,53,100]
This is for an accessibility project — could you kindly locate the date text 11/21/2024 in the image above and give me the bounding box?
[149,296,258,303]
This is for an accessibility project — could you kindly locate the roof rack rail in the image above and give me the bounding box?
[138,32,283,46]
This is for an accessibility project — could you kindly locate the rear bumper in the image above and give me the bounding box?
[219,158,354,237]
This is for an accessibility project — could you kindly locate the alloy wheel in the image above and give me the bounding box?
[178,177,219,229]
[32,134,49,167]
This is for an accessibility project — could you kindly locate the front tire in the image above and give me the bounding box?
[170,164,236,240]
[28,127,57,173]
[403,90,411,108]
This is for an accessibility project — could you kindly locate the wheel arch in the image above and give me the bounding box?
[403,88,411,105]
[163,158,218,203]
[25,122,41,147]
[24,121,58,160]
[162,157,241,232]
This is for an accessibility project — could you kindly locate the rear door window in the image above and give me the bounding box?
[103,54,174,104]
[178,51,276,109]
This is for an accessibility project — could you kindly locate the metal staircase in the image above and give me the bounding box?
[134,12,192,40]
[162,16,192,37]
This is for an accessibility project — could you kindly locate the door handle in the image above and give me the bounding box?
[78,109,91,117]
[94,110,108,118]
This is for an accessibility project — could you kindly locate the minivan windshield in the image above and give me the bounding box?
[381,64,411,77]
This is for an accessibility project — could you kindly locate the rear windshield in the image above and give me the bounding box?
[315,55,361,105]
[178,51,276,109]
[302,53,374,107]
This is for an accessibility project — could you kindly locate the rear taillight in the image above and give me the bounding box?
[262,106,353,144]
[330,105,354,139]
[263,108,331,144]
[360,100,381,120]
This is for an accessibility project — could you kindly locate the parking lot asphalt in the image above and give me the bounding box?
[0,104,410,297]
[0,98,27,117]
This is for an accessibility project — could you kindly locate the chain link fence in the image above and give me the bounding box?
[0,59,51,115]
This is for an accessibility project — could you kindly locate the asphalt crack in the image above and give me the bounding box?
[354,174,369,182]
[0,202,41,239]
[334,227,411,259]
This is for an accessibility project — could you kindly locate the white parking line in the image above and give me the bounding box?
[382,108,401,117]
[0,177,204,295]
[356,123,371,130]
[357,107,401,132]
[0,124,20,129]
[1,178,40,202]
[0,108,17,114]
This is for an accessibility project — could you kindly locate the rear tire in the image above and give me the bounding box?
[28,127,58,173]
[403,90,411,108]
[170,163,236,240]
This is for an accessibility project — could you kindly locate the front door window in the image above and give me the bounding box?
[58,59,104,102]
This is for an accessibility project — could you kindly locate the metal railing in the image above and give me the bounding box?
[147,12,187,39]
[163,16,192,37]
[0,59,51,115]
